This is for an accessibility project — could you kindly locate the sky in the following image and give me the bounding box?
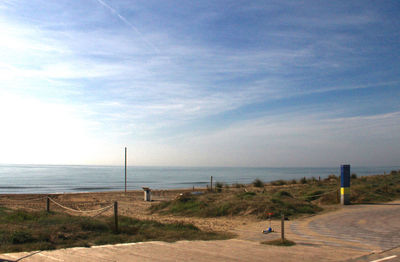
[0,0,399,167]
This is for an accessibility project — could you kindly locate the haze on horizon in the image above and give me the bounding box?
[0,1,399,167]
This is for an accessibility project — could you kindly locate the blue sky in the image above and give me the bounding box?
[0,0,399,167]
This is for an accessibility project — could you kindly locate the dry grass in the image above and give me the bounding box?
[0,207,233,253]
[151,170,400,219]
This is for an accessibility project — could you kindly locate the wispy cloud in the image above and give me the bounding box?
[0,0,399,165]
[95,0,160,53]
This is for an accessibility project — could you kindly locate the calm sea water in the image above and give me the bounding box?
[0,165,399,194]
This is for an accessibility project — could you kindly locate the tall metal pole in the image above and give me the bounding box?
[125,147,127,193]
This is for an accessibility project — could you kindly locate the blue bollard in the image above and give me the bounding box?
[341,165,350,205]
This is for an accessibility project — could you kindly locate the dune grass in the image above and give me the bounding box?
[0,208,232,253]
[349,170,400,203]
[151,170,400,219]
[150,189,323,219]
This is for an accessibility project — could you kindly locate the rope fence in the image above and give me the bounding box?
[48,197,114,216]
[292,189,338,200]
[46,197,119,232]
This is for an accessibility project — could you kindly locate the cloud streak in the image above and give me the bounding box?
[95,0,160,53]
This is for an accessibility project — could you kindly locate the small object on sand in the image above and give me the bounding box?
[262,227,273,234]
[264,212,274,233]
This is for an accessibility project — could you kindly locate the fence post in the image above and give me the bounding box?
[114,201,119,233]
[281,213,285,243]
[46,196,50,213]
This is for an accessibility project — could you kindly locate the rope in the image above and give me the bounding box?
[293,189,337,200]
[92,205,113,217]
[48,198,113,214]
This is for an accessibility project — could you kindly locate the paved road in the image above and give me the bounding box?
[289,202,400,253]
[1,201,399,261]
[346,246,400,262]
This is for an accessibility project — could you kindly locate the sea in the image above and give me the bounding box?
[0,165,399,194]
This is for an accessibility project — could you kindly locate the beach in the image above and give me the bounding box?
[0,189,255,232]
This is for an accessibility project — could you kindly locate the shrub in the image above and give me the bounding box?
[306,190,324,202]
[351,173,357,179]
[252,179,264,188]
[271,180,286,186]
[300,177,307,184]
[79,219,109,232]
[274,191,293,198]
[11,231,35,244]
[215,182,224,192]
[236,191,256,200]
[232,183,244,188]
[327,174,338,180]
[6,210,36,222]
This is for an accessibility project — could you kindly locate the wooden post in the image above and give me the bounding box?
[46,197,50,213]
[281,213,285,243]
[114,201,119,233]
[210,176,213,192]
[125,147,127,193]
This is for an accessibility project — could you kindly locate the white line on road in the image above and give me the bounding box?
[370,255,397,262]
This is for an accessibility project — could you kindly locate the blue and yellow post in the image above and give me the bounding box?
[340,165,350,205]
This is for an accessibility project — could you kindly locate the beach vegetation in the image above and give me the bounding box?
[215,182,224,192]
[270,180,287,186]
[325,174,338,181]
[151,187,322,219]
[0,208,232,253]
[151,171,400,219]
[305,190,325,202]
[300,177,307,184]
[232,183,245,188]
[273,190,293,198]
[252,178,264,187]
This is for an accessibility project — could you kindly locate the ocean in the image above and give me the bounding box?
[0,165,399,194]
